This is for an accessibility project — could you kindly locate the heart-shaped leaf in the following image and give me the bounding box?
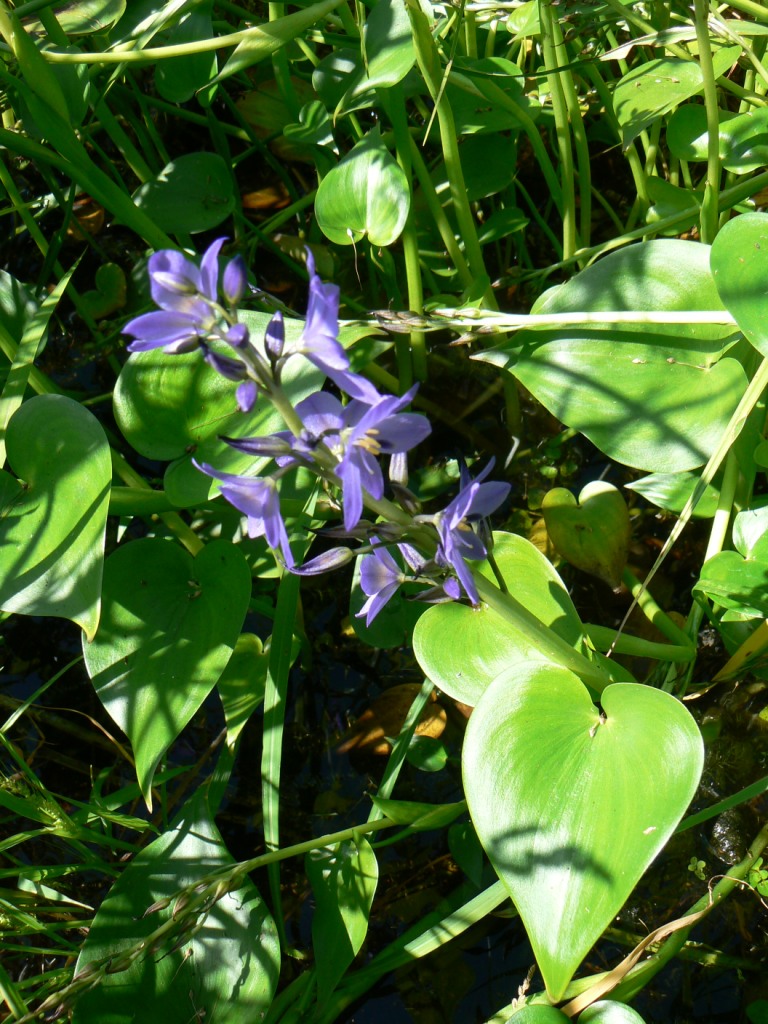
[72,790,280,1024]
[132,152,234,234]
[463,665,703,1000]
[711,211,768,358]
[315,127,410,246]
[80,262,127,320]
[413,532,584,706]
[0,395,110,639]
[476,240,746,472]
[542,482,631,588]
[83,538,252,805]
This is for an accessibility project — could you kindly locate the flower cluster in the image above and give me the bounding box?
[123,239,510,620]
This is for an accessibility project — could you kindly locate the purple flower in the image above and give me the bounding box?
[434,460,511,605]
[194,461,294,567]
[234,386,430,530]
[287,250,380,403]
[222,254,247,306]
[123,238,227,354]
[357,544,405,625]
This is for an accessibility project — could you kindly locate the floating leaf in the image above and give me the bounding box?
[83,539,252,805]
[413,532,584,707]
[132,152,234,234]
[464,665,703,1000]
[476,240,746,472]
[0,396,110,640]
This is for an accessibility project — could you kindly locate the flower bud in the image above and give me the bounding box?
[236,380,258,413]
[226,323,249,348]
[265,311,285,361]
[222,254,247,306]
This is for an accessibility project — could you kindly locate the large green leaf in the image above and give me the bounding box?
[668,104,768,174]
[711,211,768,358]
[614,50,740,147]
[132,153,234,234]
[0,396,110,640]
[315,127,410,246]
[113,311,323,507]
[463,666,703,1000]
[337,0,415,114]
[306,837,378,1003]
[475,240,746,472]
[72,791,280,1024]
[83,539,251,805]
[413,532,584,706]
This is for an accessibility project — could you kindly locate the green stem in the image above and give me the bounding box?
[694,0,722,243]
[473,574,609,692]
[383,86,427,385]
[405,0,490,298]
[539,0,579,258]
[621,567,697,651]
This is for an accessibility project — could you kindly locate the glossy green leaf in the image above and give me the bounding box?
[215,0,344,83]
[733,507,768,561]
[217,633,269,750]
[0,396,110,640]
[72,792,280,1024]
[132,152,234,234]
[338,0,415,112]
[668,104,768,173]
[155,3,218,104]
[543,482,631,588]
[83,539,252,805]
[315,127,410,246]
[476,240,746,472]
[306,837,378,1003]
[694,550,768,618]
[626,470,720,518]
[31,0,127,34]
[413,532,584,706]
[113,311,322,507]
[711,212,768,358]
[580,1001,647,1024]
[464,665,703,1000]
[614,50,740,147]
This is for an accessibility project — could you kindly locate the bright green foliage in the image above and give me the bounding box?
[0,396,110,640]
[72,792,280,1024]
[315,128,410,246]
[712,212,768,357]
[414,532,585,706]
[83,539,252,805]
[477,241,746,472]
[463,665,704,1000]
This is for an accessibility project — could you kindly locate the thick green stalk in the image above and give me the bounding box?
[538,0,579,258]
[405,0,490,299]
[382,87,426,385]
[694,0,722,243]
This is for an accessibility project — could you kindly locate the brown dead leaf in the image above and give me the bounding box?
[337,683,447,755]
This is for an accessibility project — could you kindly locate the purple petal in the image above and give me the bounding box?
[236,380,258,413]
[202,346,247,380]
[124,310,202,352]
[359,546,401,595]
[289,546,354,575]
[223,254,247,306]
[265,311,285,359]
[200,237,227,299]
[226,323,249,348]
[357,580,401,626]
